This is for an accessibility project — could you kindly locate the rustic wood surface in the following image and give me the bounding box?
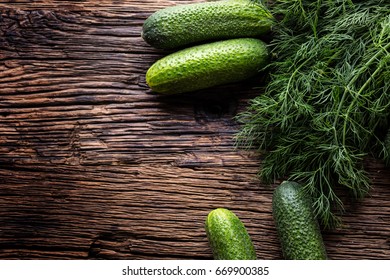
[0,0,389,260]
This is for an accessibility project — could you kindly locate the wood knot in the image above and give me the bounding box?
[194,97,238,123]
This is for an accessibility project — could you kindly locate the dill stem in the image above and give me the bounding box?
[332,41,390,146]
[282,58,310,126]
[342,58,386,146]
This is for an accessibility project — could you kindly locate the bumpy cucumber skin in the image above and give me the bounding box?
[146,38,269,95]
[142,0,274,49]
[272,181,327,260]
[205,208,257,260]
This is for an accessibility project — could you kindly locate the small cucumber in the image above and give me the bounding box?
[272,181,327,260]
[205,208,257,260]
[146,38,269,95]
[142,0,274,49]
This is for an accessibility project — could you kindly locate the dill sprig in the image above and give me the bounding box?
[236,0,390,228]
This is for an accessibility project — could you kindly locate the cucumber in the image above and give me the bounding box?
[141,0,274,49]
[205,208,257,260]
[272,181,327,260]
[145,38,269,95]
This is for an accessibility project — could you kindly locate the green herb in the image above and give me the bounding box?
[236,0,390,228]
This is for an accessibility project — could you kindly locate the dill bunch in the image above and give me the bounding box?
[236,0,390,228]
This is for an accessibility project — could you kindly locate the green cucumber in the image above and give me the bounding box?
[145,38,269,95]
[272,181,327,260]
[141,0,274,49]
[205,208,257,260]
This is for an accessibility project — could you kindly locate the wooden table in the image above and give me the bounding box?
[1,0,389,259]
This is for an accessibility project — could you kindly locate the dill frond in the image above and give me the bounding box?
[235,0,390,228]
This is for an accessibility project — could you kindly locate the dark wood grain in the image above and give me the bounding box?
[0,0,389,260]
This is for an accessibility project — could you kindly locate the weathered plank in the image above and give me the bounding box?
[0,0,389,260]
